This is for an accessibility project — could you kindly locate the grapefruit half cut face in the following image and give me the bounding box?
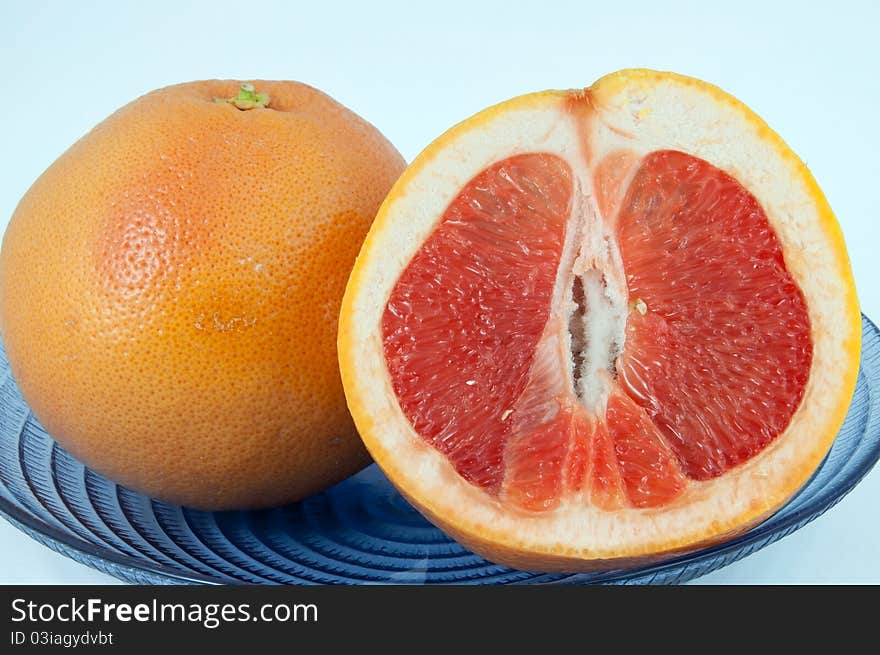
[339,70,860,571]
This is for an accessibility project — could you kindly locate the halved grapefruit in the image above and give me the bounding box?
[338,70,861,571]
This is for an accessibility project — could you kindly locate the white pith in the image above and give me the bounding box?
[566,208,628,411]
[539,161,630,418]
[342,75,858,560]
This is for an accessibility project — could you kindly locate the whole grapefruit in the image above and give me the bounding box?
[0,80,405,510]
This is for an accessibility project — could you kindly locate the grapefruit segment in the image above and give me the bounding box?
[381,154,572,491]
[503,406,571,512]
[616,150,813,480]
[340,70,860,570]
[565,409,592,493]
[588,418,627,510]
[604,390,687,508]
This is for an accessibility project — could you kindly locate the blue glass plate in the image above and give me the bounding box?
[1,316,878,585]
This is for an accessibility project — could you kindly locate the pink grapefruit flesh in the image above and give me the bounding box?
[381,149,812,511]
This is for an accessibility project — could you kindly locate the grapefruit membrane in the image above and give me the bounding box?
[340,70,860,570]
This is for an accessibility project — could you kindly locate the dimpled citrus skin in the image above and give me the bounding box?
[0,80,405,510]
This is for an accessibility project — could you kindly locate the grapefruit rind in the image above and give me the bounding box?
[0,80,405,510]
[338,70,860,569]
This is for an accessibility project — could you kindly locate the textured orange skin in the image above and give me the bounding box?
[0,80,405,510]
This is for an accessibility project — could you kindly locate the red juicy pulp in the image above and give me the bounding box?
[617,151,813,480]
[382,154,570,492]
[382,150,812,511]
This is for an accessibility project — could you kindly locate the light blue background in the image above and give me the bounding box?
[1,0,878,583]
